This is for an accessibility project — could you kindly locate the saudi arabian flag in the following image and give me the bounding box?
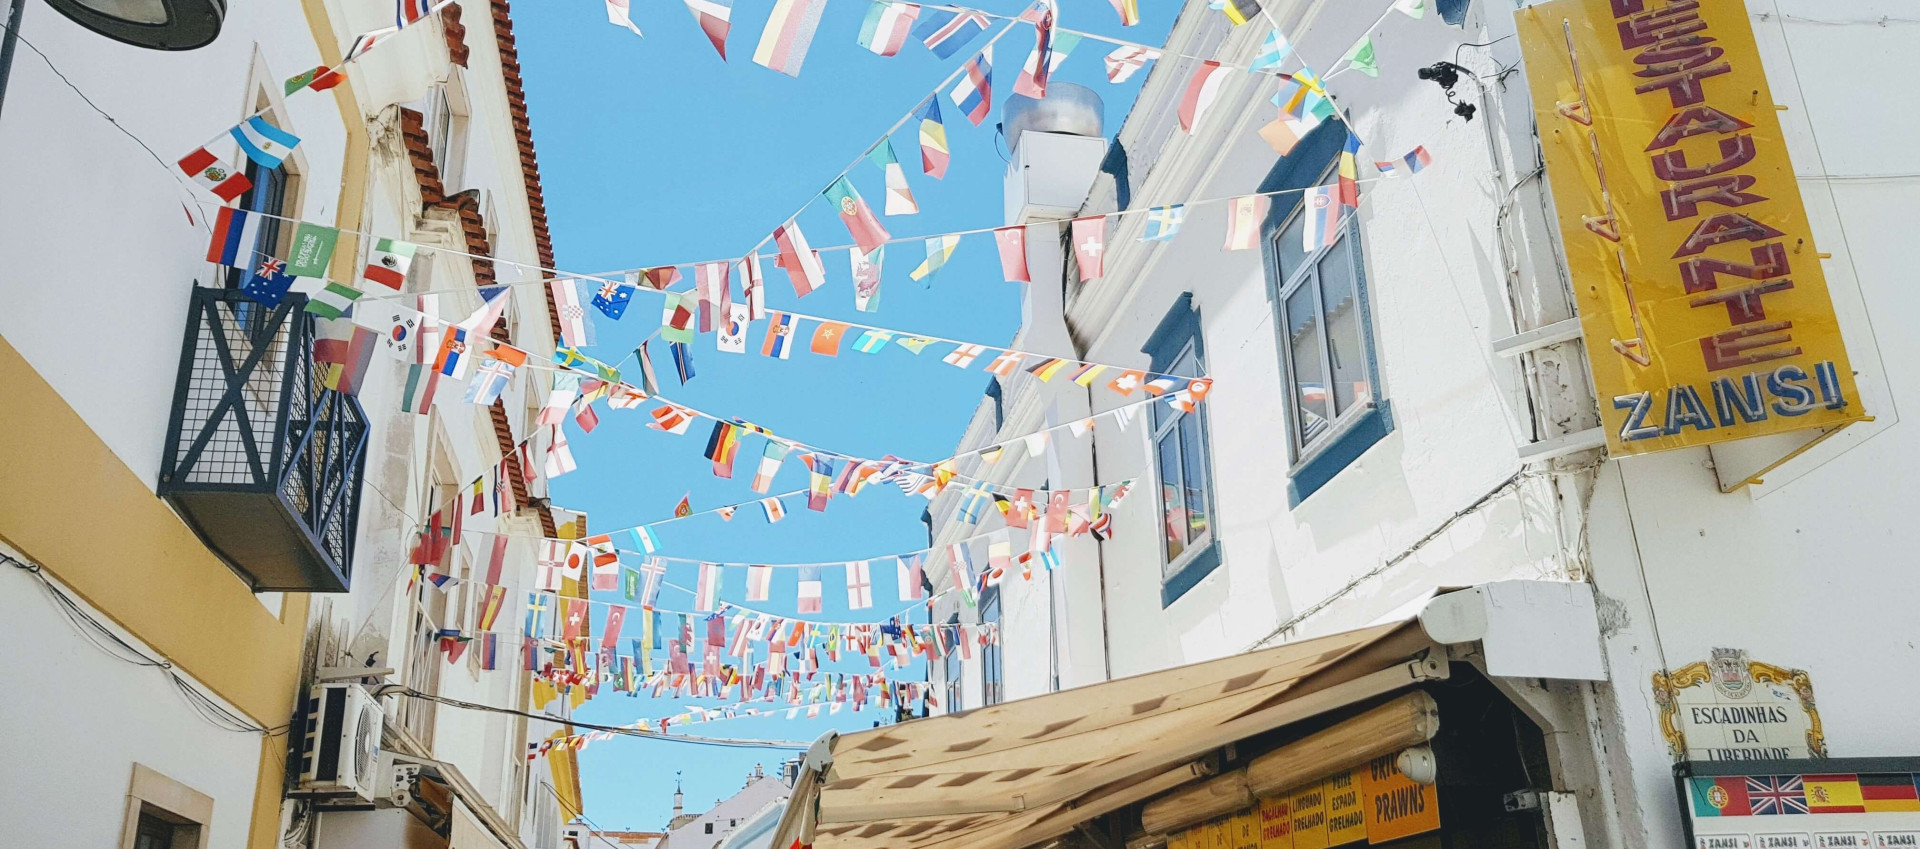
[1340,36,1378,77]
[305,281,364,319]
[286,223,340,278]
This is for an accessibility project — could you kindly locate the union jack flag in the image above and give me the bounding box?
[1747,776,1807,815]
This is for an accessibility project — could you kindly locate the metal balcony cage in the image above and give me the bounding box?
[158,287,369,593]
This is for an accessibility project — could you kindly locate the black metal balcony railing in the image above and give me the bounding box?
[158,288,368,593]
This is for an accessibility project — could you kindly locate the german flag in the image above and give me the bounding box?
[1804,774,1867,813]
[1860,773,1920,812]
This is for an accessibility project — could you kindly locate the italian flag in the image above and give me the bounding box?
[362,238,418,290]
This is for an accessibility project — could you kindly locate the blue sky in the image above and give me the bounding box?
[512,0,1173,830]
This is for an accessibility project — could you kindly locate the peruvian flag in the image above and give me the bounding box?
[178,147,251,202]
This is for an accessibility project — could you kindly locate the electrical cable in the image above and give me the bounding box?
[4,552,273,735]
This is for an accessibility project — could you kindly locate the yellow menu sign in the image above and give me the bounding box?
[1361,754,1439,842]
[1290,782,1328,849]
[1258,794,1294,849]
[1232,811,1261,849]
[1323,771,1366,846]
[1517,0,1863,455]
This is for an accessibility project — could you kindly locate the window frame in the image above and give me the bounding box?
[120,765,211,849]
[1141,293,1221,606]
[941,613,964,711]
[425,73,473,188]
[979,587,1002,706]
[1270,187,1382,462]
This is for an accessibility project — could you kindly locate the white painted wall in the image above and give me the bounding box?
[0,0,346,486]
[0,557,269,849]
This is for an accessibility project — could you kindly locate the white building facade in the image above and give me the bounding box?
[924,1,1917,847]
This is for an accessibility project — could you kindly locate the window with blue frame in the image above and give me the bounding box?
[227,156,289,288]
[1143,293,1218,604]
[1260,122,1391,505]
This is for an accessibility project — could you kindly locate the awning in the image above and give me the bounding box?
[770,619,1446,849]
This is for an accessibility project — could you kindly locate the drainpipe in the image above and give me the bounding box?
[0,0,27,122]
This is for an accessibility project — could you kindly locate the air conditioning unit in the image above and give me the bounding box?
[296,683,384,801]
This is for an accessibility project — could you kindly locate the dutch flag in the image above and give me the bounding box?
[229,116,301,170]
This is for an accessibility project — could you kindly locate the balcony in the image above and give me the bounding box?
[158,288,368,592]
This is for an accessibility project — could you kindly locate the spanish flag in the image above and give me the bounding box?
[1861,773,1920,812]
[1803,774,1866,813]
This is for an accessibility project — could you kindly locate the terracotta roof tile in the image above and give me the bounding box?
[397,107,496,289]
[488,0,564,344]
[441,3,470,67]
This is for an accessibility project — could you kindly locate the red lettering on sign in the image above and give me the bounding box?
[1652,135,1756,179]
[1674,212,1787,258]
[1647,105,1752,151]
[1700,321,1800,371]
[1679,243,1790,293]
[1661,174,1768,220]
[1616,0,1706,49]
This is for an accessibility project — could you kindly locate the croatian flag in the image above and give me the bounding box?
[229,116,301,170]
[950,46,994,126]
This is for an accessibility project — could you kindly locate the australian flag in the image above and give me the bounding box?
[591,278,635,320]
[241,258,296,307]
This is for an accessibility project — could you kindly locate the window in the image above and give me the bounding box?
[425,81,471,187]
[226,158,290,289]
[1143,294,1218,604]
[121,765,210,849]
[979,589,1002,706]
[1260,123,1393,506]
[705,824,714,834]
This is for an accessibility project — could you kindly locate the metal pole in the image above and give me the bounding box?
[0,0,26,122]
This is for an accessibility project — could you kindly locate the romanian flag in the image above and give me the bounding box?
[1338,132,1361,208]
[1860,773,1920,812]
[1803,774,1866,813]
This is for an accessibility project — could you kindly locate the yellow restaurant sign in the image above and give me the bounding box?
[1517,0,1864,455]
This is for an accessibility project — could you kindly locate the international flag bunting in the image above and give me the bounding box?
[398,0,435,27]
[943,343,984,368]
[695,562,722,611]
[752,441,790,492]
[1376,145,1432,177]
[1108,369,1146,395]
[1251,29,1291,71]
[1860,773,1920,812]
[1071,216,1106,282]
[851,246,883,312]
[603,0,644,35]
[845,560,874,610]
[465,347,525,405]
[1221,0,1261,26]
[947,543,975,606]
[305,281,364,320]
[1393,0,1425,17]
[761,497,787,522]
[592,278,635,319]
[993,226,1029,282]
[206,207,264,267]
[1106,0,1139,26]
[858,1,918,57]
[773,222,826,297]
[950,46,994,126]
[1224,194,1270,251]
[762,312,796,358]
[896,336,935,354]
[545,426,577,478]
[1302,184,1342,250]
[178,147,251,202]
[1012,1,1055,99]
[805,454,834,511]
[1103,45,1158,83]
[353,303,421,361]
[811,321,848,356]
[643,266,683,290]
[865,142,917,216]
[1069,363,1108,386]
[916,97,950,178]
[853,329,893,353]
[897,555,924,600]
[400,364,439,413]
[1339,35,1378,78]
[669,341,696,384]
[695,261,730,333]
[674,493,694,518]
[1026,358,1070,381]
[229,116,301,170]
[343,28,394,64]
[912,8,989,59]
[683,0,732,57]
[704,422,742,478]
[1141,205,1186,241]
[797,566,823,613]
[283,223,338,279]
[824,177,890,253]
[985,350,1022,376]
[718,303,750,353]
[753,0,827,76]
[1338,132,1361,207]
[314,328,377,395]
[1178,61,1231,133]
[363,238,417,290]
[284,65,344,95]
[746,564,773,602]
[741,254,766,319]
[552,278,591,347]
[910,234,960,282]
